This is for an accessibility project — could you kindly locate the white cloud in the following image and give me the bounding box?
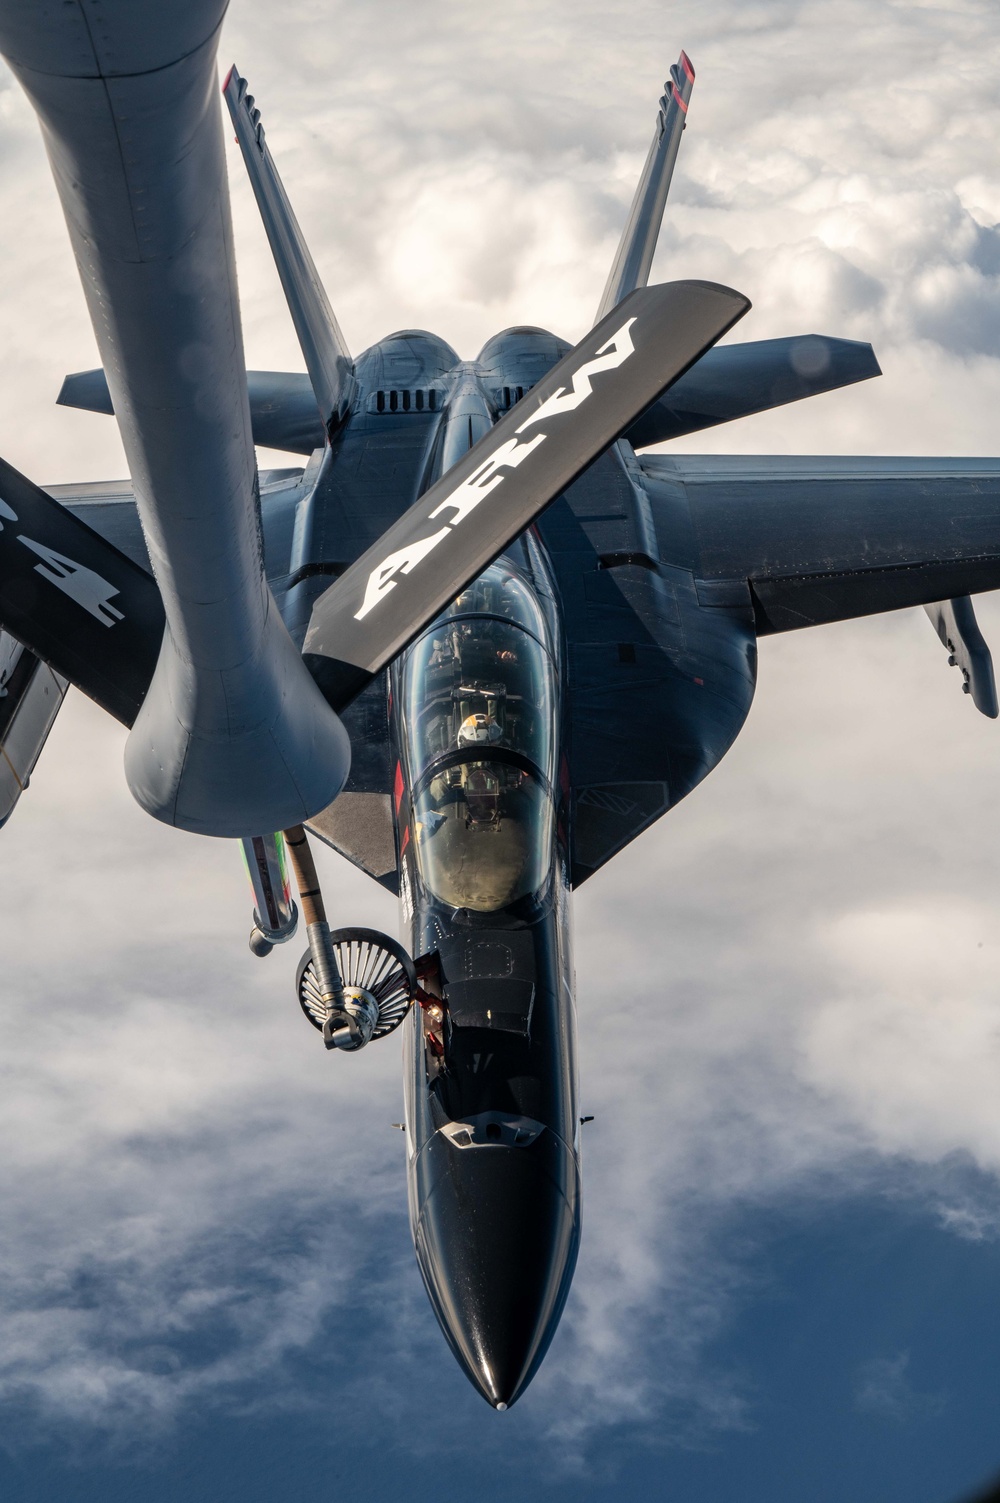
[855,1351,944,1423]
[0,0,998,1467]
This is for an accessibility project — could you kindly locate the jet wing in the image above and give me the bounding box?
[640,454,1000,627]
[50,468,308,583]
[45,479,151,570]
[550,451,1000,884]
[0,467,308,728]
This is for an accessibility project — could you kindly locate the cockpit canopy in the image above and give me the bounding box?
[400,564,558,913]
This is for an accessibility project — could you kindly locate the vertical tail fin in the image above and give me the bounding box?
[224,67,356,435]
[593,52,695,326]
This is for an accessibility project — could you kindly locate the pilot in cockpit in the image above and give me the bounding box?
[457,712,502,748]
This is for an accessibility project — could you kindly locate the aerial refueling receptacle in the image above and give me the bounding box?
[282,825,416,1051]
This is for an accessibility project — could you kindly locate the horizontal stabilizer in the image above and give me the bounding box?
[624,335,881,448]
[59,368,326,455]
[924,597,998,717]
[57,369,114,416]
[0,455,164,725]
[224,67,355,434]
[304,278,750,709]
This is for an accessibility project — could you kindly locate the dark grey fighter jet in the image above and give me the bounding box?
[0,2,998,1410]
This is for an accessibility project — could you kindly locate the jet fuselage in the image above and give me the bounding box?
[279,324,758,1404]
[392,540,580,1410]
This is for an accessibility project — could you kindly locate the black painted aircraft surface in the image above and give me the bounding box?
[1,4,999,1410]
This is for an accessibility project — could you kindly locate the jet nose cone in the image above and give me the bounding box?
[413,1126,580,1408]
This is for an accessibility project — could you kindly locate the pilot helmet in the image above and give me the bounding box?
[457,712,502,747]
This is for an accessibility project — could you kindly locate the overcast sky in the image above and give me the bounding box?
[1,1,999,1499]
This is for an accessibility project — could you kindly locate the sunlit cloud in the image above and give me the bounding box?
[0,0,997,1476]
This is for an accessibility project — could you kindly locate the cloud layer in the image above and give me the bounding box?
[0,0,997,1483]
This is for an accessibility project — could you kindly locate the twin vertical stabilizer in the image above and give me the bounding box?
[224,67,356,435]
[594,51,695,325]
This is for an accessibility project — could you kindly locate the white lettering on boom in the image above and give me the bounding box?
[17,536,125,626]
[428,432,546,527]
[351,314,639,624]
[515,319,637,433]
[354,527,452,620]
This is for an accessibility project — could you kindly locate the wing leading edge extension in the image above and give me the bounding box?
[303,278,751,709]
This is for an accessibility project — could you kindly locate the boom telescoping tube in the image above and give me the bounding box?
[0,0,350,837]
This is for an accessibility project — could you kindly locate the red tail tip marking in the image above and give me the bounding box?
[679,50,695,81]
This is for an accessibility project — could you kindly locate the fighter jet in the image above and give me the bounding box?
[0,2,998,1410]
